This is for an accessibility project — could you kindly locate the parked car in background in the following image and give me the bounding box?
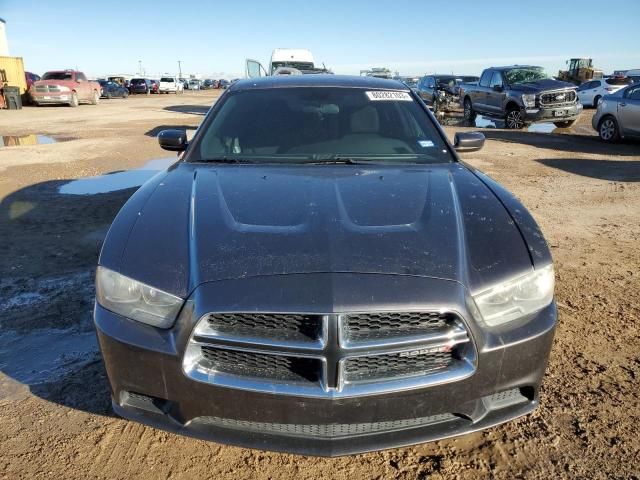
[416,75,461,113]
[96,75,557,456]
[25,71,41,90]
[625,69,640,83]
[577,77,634,108]
[188,79,201,90]
[218,79,229,89]
[592,82,640,142]
[98,80,129,99]
[159,76,184,94]
[129,78,152,94]
[454,76,479,95]
[149,80,160,94]
[202,79,215,89]
[461,66,582,129]
[29,70,100,107]
[179,78,189,89]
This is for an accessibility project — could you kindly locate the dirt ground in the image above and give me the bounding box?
[0,91,638,480]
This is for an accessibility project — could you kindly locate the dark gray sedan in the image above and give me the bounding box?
[593,83,640,142]
[95,75,557,456]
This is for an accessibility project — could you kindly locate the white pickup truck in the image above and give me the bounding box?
[159,76,184,94]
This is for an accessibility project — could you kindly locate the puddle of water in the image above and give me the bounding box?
[59,157,177,195]
[0,327,98,386]
[437,114,562,133]
[1,134,73,147]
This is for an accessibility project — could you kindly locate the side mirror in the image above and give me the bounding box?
[158,129,188,152]
[454,132,485,152]
[492,85,503,92]
[428,83,435,89]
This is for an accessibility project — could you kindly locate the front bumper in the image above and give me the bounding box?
[524,103,583,123]
[95,274,557,456]
[30,92,71,104]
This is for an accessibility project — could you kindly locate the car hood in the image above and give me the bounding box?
[103,163,534,298]
[510,78,576,93]
[33,79,77,88]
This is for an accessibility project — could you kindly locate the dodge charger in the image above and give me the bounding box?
[95,75,557,456]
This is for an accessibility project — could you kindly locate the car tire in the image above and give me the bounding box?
[553,120,576,128]
[598,116,620,143]
[69,92,79,107]
[593,95,601,108]
[123,91,129,99]
[106,92,112,100]
[463,98,476,122]
[505,106,525,129]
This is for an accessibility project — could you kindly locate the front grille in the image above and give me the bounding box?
[197,413,458,438]
[342,349,455,382]
[540,89,577,107]
[342,312,452,344]
[35,85,61,93]
[205,313,323,344]
[200,346,321,383]
[184,310,475,397]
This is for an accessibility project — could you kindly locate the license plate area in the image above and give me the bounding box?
[553,110,566,117]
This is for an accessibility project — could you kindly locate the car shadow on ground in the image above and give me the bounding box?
[145,124,198,137]
[163,105,210,116]
[0,177,140,416]
[480,130,640,156]
[537,158,640,182]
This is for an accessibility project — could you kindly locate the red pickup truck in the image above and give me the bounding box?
[30,70,100,107]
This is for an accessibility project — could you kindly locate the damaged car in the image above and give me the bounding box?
[416,74,462,113]
[95,75,557,456]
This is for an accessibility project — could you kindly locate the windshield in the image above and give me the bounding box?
[161,77,174,82]
[190,87,452,164]
[271,61,314,74]
[42,72,73,81]
[435,76,457,88]
[131,78,146,84]
[504,67,549,85]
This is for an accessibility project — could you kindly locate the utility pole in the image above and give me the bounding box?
[138,60,142,76]
[178,60,182,79]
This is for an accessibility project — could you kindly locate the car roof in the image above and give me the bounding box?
[490,65,541,71]
[229,75,410,92]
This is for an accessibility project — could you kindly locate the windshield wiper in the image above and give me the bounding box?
[200,157,255,164]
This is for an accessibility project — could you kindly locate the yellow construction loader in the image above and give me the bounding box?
[558,58,603,85]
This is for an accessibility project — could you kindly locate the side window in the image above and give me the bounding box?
[489,72,503,88]
[76,72,87,82]
[626,86,640,100]
[479,70,492,87]
[578,82,590,91]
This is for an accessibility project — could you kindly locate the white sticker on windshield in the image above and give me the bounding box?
[365,91,412,101]
[418,140,435,148]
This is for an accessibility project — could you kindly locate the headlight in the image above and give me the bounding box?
[472,265,554,327]
[522,94,536,108]
[95,266,184,328]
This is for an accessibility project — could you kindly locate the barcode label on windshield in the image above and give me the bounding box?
[365,91,412,101]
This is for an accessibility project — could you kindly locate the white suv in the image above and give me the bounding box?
[577,77,633,107]
[159,76,184,94]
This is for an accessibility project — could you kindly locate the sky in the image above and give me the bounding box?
[2,0,640,79]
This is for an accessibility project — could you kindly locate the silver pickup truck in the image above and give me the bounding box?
[459,65,582,129]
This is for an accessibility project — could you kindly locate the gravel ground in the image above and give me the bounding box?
[0,91,638,479]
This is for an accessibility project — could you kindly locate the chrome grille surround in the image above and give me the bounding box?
[183,311,476,398]
[539,89,577,107]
